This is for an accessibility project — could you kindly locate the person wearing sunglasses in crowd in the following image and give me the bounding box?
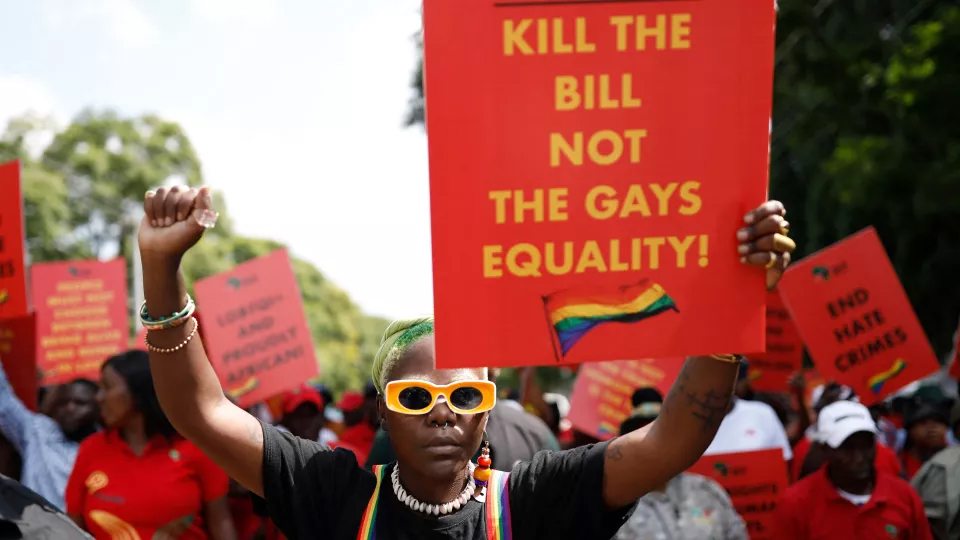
[134,185,795,540]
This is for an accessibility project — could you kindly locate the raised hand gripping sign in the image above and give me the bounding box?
[424,0,778,368]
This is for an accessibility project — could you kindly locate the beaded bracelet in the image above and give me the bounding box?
[145,317,199,354]
[140,295,195,331]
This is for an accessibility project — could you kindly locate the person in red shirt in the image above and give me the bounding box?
[66,350,236,540]
[277,385,325,442]
[329,391,375,465]
[775,401,932,540]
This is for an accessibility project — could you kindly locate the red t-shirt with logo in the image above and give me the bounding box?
[774,468,933,540]
[66,431,229,539]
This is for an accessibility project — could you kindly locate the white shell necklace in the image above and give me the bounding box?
[391,462,476,516]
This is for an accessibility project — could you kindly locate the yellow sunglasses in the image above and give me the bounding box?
[384,380,497,415]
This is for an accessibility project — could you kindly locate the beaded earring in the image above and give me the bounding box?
[473,441,492,491]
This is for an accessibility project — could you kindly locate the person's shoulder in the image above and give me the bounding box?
[782,469,822,502]
[493,403,555,439]
[737,399,779,419]
[877,471,924,499]
[678,472,728,496]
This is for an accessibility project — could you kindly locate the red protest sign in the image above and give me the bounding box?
[194,249,318,408]
[424,0,777,369]
[0,314,38,411]
[949,315,960,380]
[688,448,788,540]
[567,358,682,440]
[0,161,29,320]
[777,228,939,405]
[748,290,803,392]
[31,259,128,384]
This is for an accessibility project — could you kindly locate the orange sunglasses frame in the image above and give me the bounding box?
[383,379,497,415]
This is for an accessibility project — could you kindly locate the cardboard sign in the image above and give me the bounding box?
[567,358,682,440]
[747,290,803,392]
[0,161,29,320]
[424,0,777,368]
[688,448,788,540]
[31,259,128,384]
[0,314,37,411]
[194,249,318,408]
[778,228,938,405]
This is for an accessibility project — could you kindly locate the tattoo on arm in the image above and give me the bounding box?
[247,420,263,444]
[666,369,731,433]
[606,437,625,462]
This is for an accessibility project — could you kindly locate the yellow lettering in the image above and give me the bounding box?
[619,185,652,218]
[489,191,512,224]
[609,239,629,271]
[503,19,534,55]
[483,245,504,278]
[550,132,582,166]
[575,241,607,273]
[585,185,618,219]
[555,76,580,111]
[513,189,544,223]
[610,15,633,51]
[545,242,573,275]
[552,18,572,53]
[671,13,692,49]
[587,130,622,165]
[668,235,696,268]
[678,181,702,215]
[575,17,596,52]
[506,244,542,277]
[649,183,678,215]
[548,188,569,221]
[636,15,667,50]
[551,129,646,167]
[645,237,665,269]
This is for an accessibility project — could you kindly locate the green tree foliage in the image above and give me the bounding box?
[2,111,387,393]
[405,2,960,359]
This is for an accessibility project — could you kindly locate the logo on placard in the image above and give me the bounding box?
[0,290,7,305]
[867,358,907,395]
[226,275,258,290]
[713,463,729,477]
[812,262,849,283]
[67,266,92,278]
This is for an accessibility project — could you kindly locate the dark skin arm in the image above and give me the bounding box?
[139,187,266,497]
[602,202,795,508]
[204,496,239,540]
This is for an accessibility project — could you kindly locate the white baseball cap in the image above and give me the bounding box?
[816,401,878,448]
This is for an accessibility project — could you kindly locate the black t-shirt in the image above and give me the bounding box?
[258,423,627,540]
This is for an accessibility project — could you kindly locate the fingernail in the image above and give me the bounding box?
[164,217,173,227]
[743,213,754,224]
[150,220,157,227]
[145,191,155,199]
[740,256,747,264]
[782,209,787,217]
[736,229,749,241]
[737,244,750,254]
[176,212,183,221]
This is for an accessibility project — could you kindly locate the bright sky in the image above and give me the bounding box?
[0,0,432,320]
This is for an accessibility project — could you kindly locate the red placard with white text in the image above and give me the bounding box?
[748,290,803,392]
[194,249,318,408]
[0,314,38,410]
[688,449,788,540]
[424,0,777,368]
[0,161,29,320]
[777,228,938,405]
[567,358,682,440]
[31,259,128,384]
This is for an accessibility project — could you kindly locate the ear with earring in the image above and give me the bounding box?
[473,430,492,491]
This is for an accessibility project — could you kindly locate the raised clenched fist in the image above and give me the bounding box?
[138,186,218,261]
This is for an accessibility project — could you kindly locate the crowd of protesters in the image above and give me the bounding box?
[1,337,958,539]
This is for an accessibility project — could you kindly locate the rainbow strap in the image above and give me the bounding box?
[485,470,513,540]
[356,466,512,540]
[357,465,387,540]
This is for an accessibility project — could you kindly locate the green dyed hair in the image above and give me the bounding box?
[371,316,435,394]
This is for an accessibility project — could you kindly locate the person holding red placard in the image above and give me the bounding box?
[135,185,794,540]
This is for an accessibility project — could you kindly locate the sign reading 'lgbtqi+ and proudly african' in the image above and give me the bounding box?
[424,0,778,368]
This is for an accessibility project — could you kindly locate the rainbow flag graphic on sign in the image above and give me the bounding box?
[543,280,678,360]
[867,358,907,395]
